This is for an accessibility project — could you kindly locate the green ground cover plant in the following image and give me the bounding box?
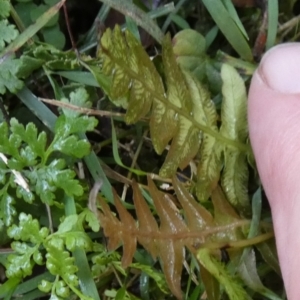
[0,0,298,299]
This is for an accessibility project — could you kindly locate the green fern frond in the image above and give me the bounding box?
[98,26,250,207]
[182,71,221,202]
[98,26,217,178]
[158,35,200,176]
[220,64,249,212]
[100,25,164,123]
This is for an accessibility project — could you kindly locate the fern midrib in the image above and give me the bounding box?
[104,49,250,154]
[111,219,250,239]
[112,222,272,248]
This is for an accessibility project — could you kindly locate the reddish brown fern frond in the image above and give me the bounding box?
[98,176,250,299]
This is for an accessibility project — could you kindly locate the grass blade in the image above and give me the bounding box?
[162,0,189,32]
[266,0,278,49]
[16,87,56,130]
[55,71,101,87]
[64,195,101,300]
[99,0,164,43]
[111,119,147,176]
[222,0,249,39]
[202,0,252,61]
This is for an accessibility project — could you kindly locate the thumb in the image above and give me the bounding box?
[248,43,300,299]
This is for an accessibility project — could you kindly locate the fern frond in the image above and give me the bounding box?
[98,26,227,179]
[98,27,251,215]
[100,26,164,122]
[182,71,221,202]
[98,177,253,299]
[98,189,137,267]
[220,64,249,212]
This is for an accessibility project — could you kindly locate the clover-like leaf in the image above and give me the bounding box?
[47,236,64,250]
[0,121,43,213]
[55,114,97,137]
[173,29,207,81]
[0,191,16,229]
[16,184,35,203]
[0,121,22,159]
[54,279,70,298]
[56,215,94,251]
[0,0,10,18]
[0,19,18,51]
[38,279,52,293]
[91,250,122,276]
[49,88,97,158]
[39,239,92,300]
[6,214,48,278]
[61,88,91,118]
[81,208,100,232]
[0,55,23,94]
[10,119,47,161]
[60,231,93,252]
[45,241,79,286]
[56,88,98,134]
[7,213,49,243]
[52,134,91,158]
[57,215,78,233]
[29,159,83,204]
[6,242,36,278]
[16,55,44,78]
[32,43,79,70]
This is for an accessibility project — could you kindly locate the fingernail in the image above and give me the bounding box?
[259,43,300,94]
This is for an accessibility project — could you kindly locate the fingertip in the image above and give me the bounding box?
[258,43,300,94]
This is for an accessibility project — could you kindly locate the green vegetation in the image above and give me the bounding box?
[0,0,296,299]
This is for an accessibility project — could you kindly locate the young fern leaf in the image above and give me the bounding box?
[220,64,249,213]
[98,177,250,299]
[100,25,164,123]
[158,36,201,177]
[98,26,214,178]
[182,71,221,202]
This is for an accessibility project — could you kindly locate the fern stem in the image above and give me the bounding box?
[9,4,26,33]
[107,219,251,240]
[199,232,274,250]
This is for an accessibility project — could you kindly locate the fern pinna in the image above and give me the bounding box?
[94,26,274,299]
